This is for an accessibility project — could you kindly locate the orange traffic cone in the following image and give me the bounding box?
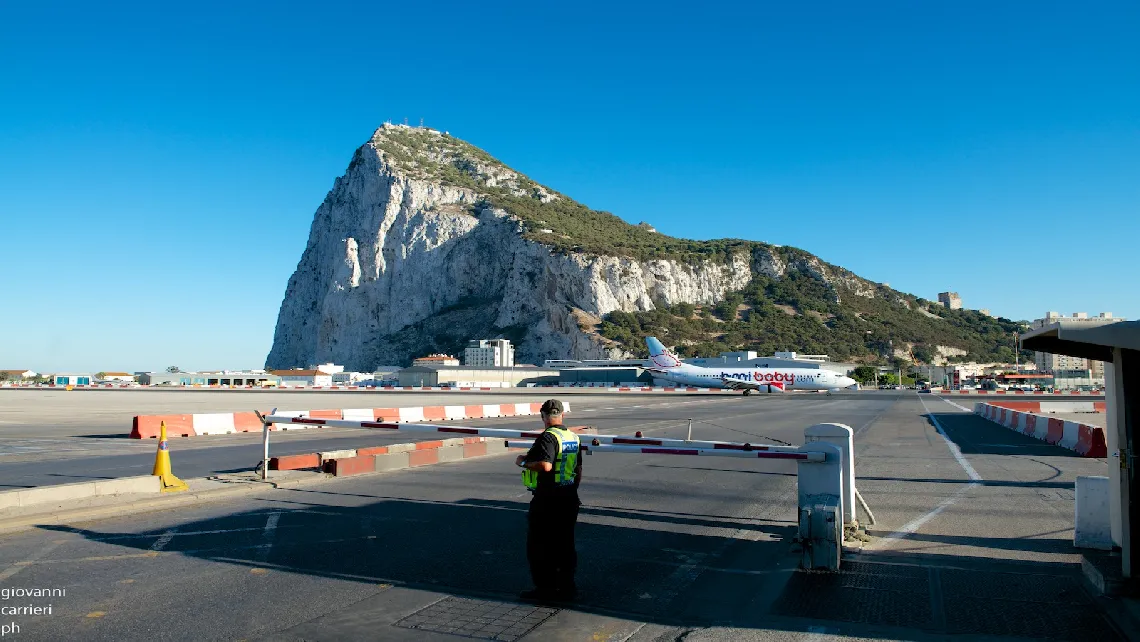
[152,421,189,492]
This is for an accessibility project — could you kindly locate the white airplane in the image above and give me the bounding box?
[644,336,859,395]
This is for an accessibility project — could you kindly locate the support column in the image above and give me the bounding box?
[1107,349,1125,551]
[1122,349,1140,579]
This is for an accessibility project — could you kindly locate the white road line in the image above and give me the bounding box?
[150,529,177,551]
[919,395,982,482]
[879,396,983,546]
[255,513,280,563]
[937,396,973,412]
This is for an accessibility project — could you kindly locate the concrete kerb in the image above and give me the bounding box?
[0,475,161,511]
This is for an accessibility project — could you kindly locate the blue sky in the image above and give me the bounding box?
[1,1,1137,372]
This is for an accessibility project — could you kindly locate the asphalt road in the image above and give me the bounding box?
[0,390,1124,641]
[0,391,789,488]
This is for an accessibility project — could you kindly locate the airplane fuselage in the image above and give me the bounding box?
[643,335,859,394]
[653,363,849,391]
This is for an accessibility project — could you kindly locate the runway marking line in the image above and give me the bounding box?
[877,396,983,547]
[17,551,161,565]
[255,513,280,563]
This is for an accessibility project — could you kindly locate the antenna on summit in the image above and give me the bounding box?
[403,117,408,126]
[419,117,424,128]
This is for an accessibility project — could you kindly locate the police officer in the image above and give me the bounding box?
[516,399,582,602]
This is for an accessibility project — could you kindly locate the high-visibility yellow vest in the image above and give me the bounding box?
[522,427,579,490]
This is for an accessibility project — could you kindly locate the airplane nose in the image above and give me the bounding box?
[841,377,858,389]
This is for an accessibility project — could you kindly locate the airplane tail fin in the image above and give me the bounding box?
[646,337,682,369]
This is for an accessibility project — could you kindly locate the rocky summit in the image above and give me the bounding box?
[266,125,1026,370]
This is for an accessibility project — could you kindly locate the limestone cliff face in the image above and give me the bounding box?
[266,125,877,370]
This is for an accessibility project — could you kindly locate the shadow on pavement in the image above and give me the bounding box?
[39,493,802,634]
[864,528,1075,554]
[775,549,1124,640]
[925,412,1082,457]
[859,475,1074,489]
[35,490,1124,640]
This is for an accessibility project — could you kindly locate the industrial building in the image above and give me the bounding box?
[269,369,333,387]
[51,373,93,386]
[558,367,653,386]
[464,339,515,367]
[141,371,281,386]
[397,365,558,388]
[544,358,648,368]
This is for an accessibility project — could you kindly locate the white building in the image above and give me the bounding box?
[464,339,515,367]
[270,369,333,387]
[774,351,829,363]
[0,369,36,380]
[99,371,136,382]
[1031,312,1125,380]
[331,371,385,385]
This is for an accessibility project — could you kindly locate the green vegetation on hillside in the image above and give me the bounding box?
[371,126,763,263]
[599,271,1032,365]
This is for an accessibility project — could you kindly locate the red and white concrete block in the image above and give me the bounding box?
[129,401,569,439]
[974,402,1107,458]
[979,400,1105,414]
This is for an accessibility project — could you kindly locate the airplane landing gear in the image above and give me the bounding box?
[742,389,752,396]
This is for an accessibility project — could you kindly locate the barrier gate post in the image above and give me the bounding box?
[797,441,843,571]
[804,423,855,527]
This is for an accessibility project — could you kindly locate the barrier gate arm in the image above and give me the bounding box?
[258,414,803,453]
[503,440,825,461]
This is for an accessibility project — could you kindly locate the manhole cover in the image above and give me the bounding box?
[394,596,558,641]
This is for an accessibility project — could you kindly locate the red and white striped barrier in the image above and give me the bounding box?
[130,401,569,439]
[974,402,1107,457]
[979,400,1105,414]
[270,436,499,472]
[260,413,805,455]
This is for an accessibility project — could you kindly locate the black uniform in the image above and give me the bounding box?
[524,430,582,597]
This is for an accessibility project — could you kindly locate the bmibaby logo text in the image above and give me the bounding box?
[720,372,795,382]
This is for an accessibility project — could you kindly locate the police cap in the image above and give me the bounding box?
[540,399,564,416]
